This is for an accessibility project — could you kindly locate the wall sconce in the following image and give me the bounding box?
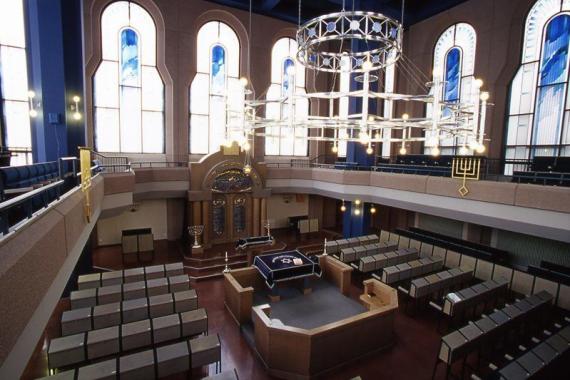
[28,91,38,118]
[340,200,346,212]
[370,204,376,214]
[71,95,82,120]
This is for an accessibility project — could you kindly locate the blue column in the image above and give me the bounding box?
[343,37,376,237]
[345,39,376,167]
[342,201,371,238]
[26,0,85,163]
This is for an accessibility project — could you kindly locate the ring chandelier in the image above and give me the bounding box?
[224,8,489,170]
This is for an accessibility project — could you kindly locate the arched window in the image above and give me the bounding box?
[94,1,164,153]
[190,21,242,154]
[0,0,32,165]
[426,23,477,155]
[265,37,308,156]
[505,0,570,172]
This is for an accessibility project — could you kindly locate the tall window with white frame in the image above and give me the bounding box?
[426,23,477,156]
[265,37,308,156]
[0,0,32,165]
[93,1,164,153]
[190,21,243,155]
[505,0,570,174]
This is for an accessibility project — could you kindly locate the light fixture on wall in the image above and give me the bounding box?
[340,200,346,212]
[353,199,362,215]
[28,91,38,118]
[71,95,82,120]
[370,204,376,214]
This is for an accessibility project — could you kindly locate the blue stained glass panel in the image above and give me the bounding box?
[282,58,294,96]
[532,83,565,146]
[539,15,570,86]
[120,28,139,86]
[444,47,461,102]
[211,44,226,95]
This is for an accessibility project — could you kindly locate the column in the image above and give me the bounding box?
[192,201,202,226]
[260,198,267,234]
[252,198,260,236]
[26,0,85,161]
[342,202,371,238]
[201,201,209,247]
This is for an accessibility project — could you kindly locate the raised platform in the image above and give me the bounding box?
[224,255,398,379]
[255,279,366,329]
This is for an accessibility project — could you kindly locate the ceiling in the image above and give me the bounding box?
[205,0,470,27]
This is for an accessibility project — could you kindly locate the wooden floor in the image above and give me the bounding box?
[21,231,505,380]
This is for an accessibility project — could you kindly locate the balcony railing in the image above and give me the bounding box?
[265,156,570,187]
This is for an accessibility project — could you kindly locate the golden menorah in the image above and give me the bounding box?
[451,157,481,197]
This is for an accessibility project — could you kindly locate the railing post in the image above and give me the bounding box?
[0,212,8,234]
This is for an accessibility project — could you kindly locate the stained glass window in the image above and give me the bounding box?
[0,0,32,165]
[444,48,461,102]
[265,37,308,156]
[426,23,476,155]
[505,0,570,173]
[94,1,164,153]
[190,21,242,154]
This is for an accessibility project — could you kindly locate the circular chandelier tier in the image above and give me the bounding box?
[296,11,403,73]
[227,7,489,159]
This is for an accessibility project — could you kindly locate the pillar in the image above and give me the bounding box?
[192,201,202,226]
[201,201,209,246]
[260,198,267,234]
[253,198,260,236]
[342,202,371,238]
[26,0,85,162]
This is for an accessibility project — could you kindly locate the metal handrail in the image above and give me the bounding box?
[0,179,65,235]
[0,180,64,212]
[130,161,189,168]
[265,159,570,186]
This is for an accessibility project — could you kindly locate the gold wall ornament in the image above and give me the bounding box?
[451,157,481,197]
[79,147,92,222]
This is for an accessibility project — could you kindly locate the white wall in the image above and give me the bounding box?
[97,200,168,245]
[267,194,309,229]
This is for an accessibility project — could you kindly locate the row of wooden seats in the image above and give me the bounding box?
[39,333,221,379]
[403,268,473,299]
[374,257,444,285]
[49,308,208,369]
[487,324,570,380]
[78,263,184,290]
[441,279,509,317]
[324,234,378,255]
[435,291,554,379]
[70,274,190,309]
[339,241,398,263]
[357,247,418,273]
[379,229,570,311]
[62,289,197,335]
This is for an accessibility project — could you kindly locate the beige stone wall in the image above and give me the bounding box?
[0,176,104,375]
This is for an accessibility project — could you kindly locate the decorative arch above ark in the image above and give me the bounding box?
[202,160,263,193]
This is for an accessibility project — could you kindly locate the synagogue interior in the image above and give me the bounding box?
[1,0,570,379]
